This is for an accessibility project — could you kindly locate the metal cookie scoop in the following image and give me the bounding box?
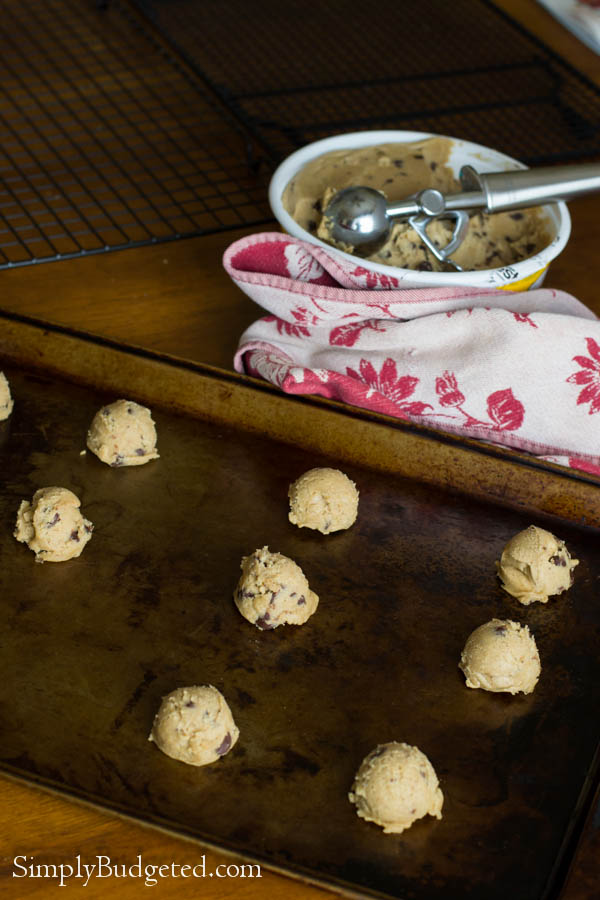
[323,162,600,270]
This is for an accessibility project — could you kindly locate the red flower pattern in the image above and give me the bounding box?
[350,266,399,289]
[435,371,524,431]
[329,319,387,347]
[345,358,432,415]
[264,307,319,338]
[512,312,538,328]
[567,337,600,414]
[435,371,465,407]
[228,233,600,477]
[486,389,525,430]
[341,362,525,431]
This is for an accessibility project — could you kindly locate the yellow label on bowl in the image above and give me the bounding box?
[497,266,548,291]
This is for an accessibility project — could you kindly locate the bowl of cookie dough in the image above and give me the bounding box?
[269,130,571,290]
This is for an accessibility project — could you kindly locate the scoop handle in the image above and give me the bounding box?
[460,163,600,212]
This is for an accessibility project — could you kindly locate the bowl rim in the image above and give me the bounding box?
[268,129,571,288]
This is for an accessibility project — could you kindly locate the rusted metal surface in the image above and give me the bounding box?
[0,317,599,900]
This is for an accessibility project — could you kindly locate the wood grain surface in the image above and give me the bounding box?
[1,2,600,898]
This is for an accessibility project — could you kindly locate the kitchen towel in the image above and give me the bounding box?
[223,232,600,476]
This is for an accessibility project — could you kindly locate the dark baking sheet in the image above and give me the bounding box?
[1,327,599,900]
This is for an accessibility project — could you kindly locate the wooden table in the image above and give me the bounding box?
[1,1,600,897]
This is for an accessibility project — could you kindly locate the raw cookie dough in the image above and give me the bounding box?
[349,742,443,834]
[234,546,319,630]
[0,372,13,420]
[149,685,239,767]
[86,399,159,467]
[283,138,550,272]
[14,486,94,563]
[496,524,579,605]
[288,467,358,534]
[459,618,541,695]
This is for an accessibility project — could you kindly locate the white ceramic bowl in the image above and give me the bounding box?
[269,130,571,291]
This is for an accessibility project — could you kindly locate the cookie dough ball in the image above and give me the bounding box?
[0,372,13,420]
[288,467,358,534]
[149,685,239,767]
[349,742,443,834]
[86,399,159,467]
[496,525,578,605]
[234,546,319,630]
[14,487,94,563]
[459,618,541,695]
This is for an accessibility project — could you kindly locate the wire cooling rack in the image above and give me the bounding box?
[1,0,600,268]
[0,0,273,267]
[132,0,600,164]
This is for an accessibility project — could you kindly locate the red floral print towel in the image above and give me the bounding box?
[223,232,600,476]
